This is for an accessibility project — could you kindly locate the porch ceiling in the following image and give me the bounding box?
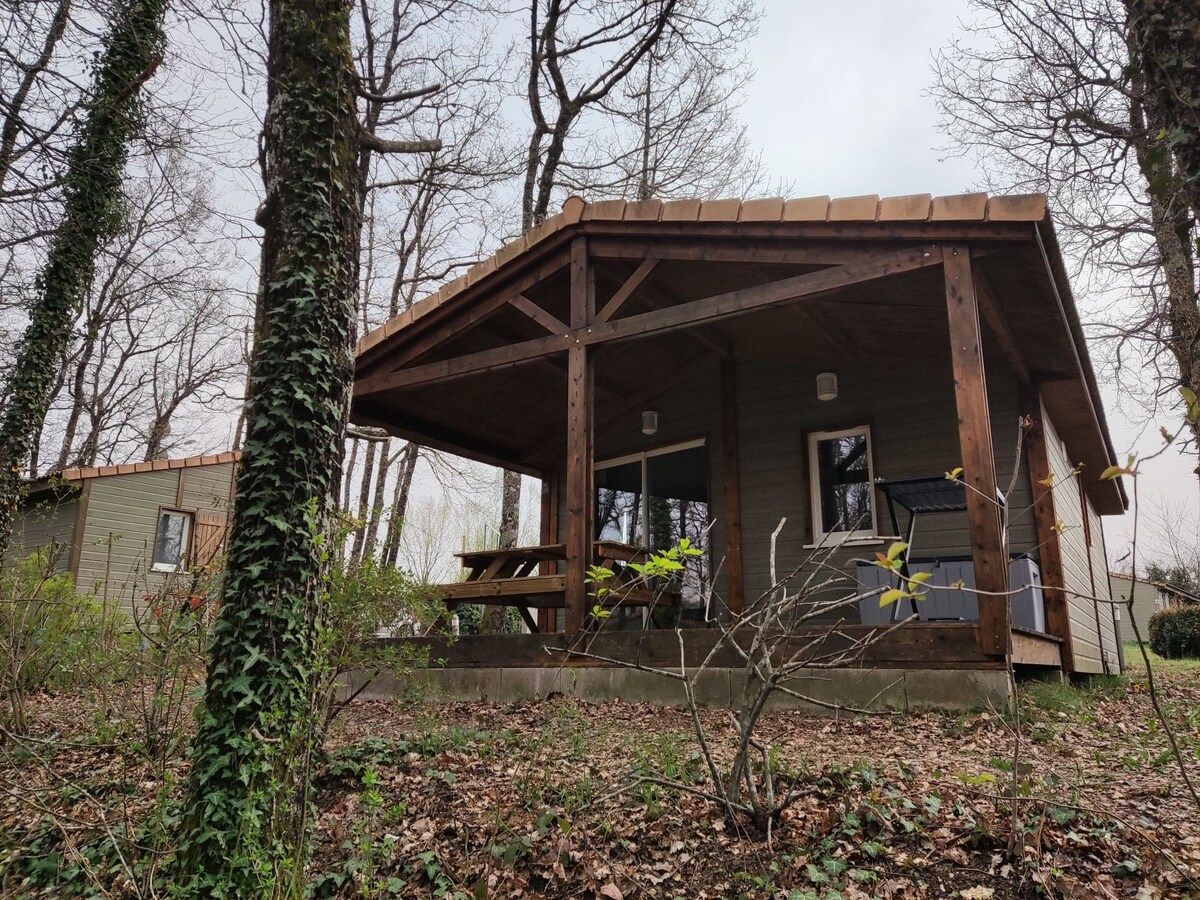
[351,193,1126,514]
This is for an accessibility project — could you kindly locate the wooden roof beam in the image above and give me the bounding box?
[594,259,658,324]
[509,293,568,334]
[972,262,1032,386]
[355,245,945,395]
[349,408,542,477]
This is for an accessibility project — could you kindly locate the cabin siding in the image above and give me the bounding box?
[9,492,79,573]
[1043,413,1118,673]
[181,462,236,514]
[736,356,1035,618]
[1086,499,1120,670]
[74,462,237,620]
[558,354,1037,625]
[1109,573,1162,640]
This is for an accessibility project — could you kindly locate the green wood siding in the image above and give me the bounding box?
[557,354,1040,627]
[1044,413,1119,673]
[9,491,78,573]
[1109,573,1162,641]
[74,462,236,621]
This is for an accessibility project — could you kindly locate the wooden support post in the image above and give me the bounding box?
[1021,389,1075,672]
[720,358,744,615]
[944,244,1011,658]
[538,475,559,633]
[564,238,594,637]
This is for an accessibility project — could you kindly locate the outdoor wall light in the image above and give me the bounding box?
[642,410,659,435]
[816,372,838,402]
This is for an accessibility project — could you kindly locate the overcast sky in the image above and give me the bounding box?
[737,0,1198,566]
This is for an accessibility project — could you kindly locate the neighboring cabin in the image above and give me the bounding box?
[1110,570,1200,641]
[9,453,238,618]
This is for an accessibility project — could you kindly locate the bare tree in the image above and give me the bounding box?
[933,0,1199,466]
[491,0,764,572]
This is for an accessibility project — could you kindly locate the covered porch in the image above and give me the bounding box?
[352,193,1126,687]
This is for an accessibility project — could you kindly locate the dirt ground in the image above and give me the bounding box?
[3,647,1200,898]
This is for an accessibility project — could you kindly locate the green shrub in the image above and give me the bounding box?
[0,548,128,733]
[316,558,445,738]
[1148,605,1200,659]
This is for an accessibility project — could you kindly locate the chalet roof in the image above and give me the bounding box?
[352,191,1126,514]
[358,192,1050,356]
[40,451,241,484]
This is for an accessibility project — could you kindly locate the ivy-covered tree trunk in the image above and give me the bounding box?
[1125,2,1200,467]
[0,0,166,566]
[172,0,361,894]
[1126,0,1200,226]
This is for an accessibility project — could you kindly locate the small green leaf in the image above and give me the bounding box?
[880,588,907,607]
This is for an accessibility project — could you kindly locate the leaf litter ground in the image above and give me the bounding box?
[3,649,1200,898]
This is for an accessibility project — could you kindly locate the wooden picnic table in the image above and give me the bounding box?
[436,541,676,633]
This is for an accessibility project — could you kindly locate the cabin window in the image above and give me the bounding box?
[152,510,192,572]
[808,425,877,540]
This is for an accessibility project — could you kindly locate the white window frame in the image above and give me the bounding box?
[151,509,192,573]
[807,425,878,543]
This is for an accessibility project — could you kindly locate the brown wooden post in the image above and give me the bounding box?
[720,357,745,615]
[944,244,1011,658]
[537,474,559,633]
[564,238,594,637]
[1022,389,1075,672]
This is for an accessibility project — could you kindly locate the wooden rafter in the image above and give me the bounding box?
[594,259,658,324]
[355,245,945,396]
[509,293,568,334]
[973,264,1032,385]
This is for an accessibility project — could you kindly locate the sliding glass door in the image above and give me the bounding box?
[595,439,709,610]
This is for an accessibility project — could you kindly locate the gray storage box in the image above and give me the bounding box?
[857,556,1045,632]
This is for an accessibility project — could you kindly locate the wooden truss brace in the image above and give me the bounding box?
[355,244,945,396]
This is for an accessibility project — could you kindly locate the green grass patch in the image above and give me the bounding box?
[1021,674,1126,721]
[1122,641,1200,677]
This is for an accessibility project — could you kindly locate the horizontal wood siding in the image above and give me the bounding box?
[555,352,1037,630]
[9,492,78,573]
[1043,414,1107,673]
[1087,498,1120,670]
[1109,573,1161,640]
[181,462,236,514]
[736,355,1035,619]
[75,463,236,621]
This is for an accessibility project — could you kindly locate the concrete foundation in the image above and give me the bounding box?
[345,665,1013,713]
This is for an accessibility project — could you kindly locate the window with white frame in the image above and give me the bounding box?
[808,425,877,540]
[152,510,192,572]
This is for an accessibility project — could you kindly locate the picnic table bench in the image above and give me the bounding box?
[433,541,680,633]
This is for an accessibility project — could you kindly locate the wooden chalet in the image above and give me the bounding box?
[351,193,1127,707]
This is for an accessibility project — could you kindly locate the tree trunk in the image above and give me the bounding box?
[0,0,166,566]
[382,441,418,567]
[1130,85,1200,471]
[173,0,361,893]
[351,437,378,558]
[1127,0,1200,223]
[362,437,392,558]
[342,437,360,511]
